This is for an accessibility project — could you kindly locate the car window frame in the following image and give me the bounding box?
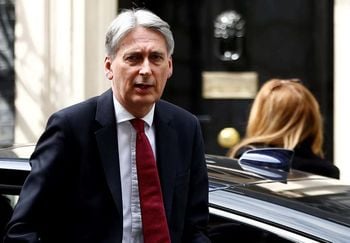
[209,207,323,243]
[209,189,350,242]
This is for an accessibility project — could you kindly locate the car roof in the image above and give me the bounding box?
[206,154,350,229]
[1,145,350,230]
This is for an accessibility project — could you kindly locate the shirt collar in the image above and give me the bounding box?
[113,96,155,127]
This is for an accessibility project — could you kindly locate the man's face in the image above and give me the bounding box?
[104,27,173,117]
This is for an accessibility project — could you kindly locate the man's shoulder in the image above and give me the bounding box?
[157,100,195,118]
[155,100,200,133]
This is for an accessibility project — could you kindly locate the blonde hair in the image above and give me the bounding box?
[229,79,324,158]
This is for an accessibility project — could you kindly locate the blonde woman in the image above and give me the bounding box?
[229,78,339,179]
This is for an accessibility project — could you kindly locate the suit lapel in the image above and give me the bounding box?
[94,89,122,216]
[154,103,178,219]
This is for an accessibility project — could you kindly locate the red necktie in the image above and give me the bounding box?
[130,119,171,243]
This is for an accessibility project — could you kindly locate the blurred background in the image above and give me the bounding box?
[0,0,349,182]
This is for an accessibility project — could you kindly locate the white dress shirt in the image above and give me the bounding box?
[113,96,156,243]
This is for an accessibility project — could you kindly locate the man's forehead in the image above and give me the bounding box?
[118,27,167,51]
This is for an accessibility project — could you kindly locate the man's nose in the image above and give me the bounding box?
[139,59,151,76]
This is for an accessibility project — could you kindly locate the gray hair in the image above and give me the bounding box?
[105,9,174,59]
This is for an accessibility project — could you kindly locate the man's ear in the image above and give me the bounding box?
[167,57,173,79]
[104,56,113,80]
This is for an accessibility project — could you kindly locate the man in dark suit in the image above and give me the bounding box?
[4,9,210,243]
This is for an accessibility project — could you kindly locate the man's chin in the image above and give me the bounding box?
[133,95,160,105]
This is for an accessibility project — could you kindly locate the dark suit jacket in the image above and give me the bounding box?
[4,89,210,243]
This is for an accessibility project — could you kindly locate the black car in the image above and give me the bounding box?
[1,145,350,242]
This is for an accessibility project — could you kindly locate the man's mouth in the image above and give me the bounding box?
[135,83,152,90]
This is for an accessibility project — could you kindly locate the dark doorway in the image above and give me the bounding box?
[118,0,334,160]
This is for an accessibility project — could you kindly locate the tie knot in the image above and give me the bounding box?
[130,118,145,133]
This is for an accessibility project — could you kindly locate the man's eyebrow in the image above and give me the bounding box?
[122,51,142,59]
[151,51,166,56]
[123,50,166,56]
[124,50,141,55]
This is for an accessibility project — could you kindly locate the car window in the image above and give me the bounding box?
[208,214,292,243]
[0,145,32,239]
[0,194,17,239]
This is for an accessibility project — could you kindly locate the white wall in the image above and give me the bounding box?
[14,0,116,143]
[334,0,350,182]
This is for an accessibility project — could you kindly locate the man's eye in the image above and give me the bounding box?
[150,54,164,62]
[125,55,141,63]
